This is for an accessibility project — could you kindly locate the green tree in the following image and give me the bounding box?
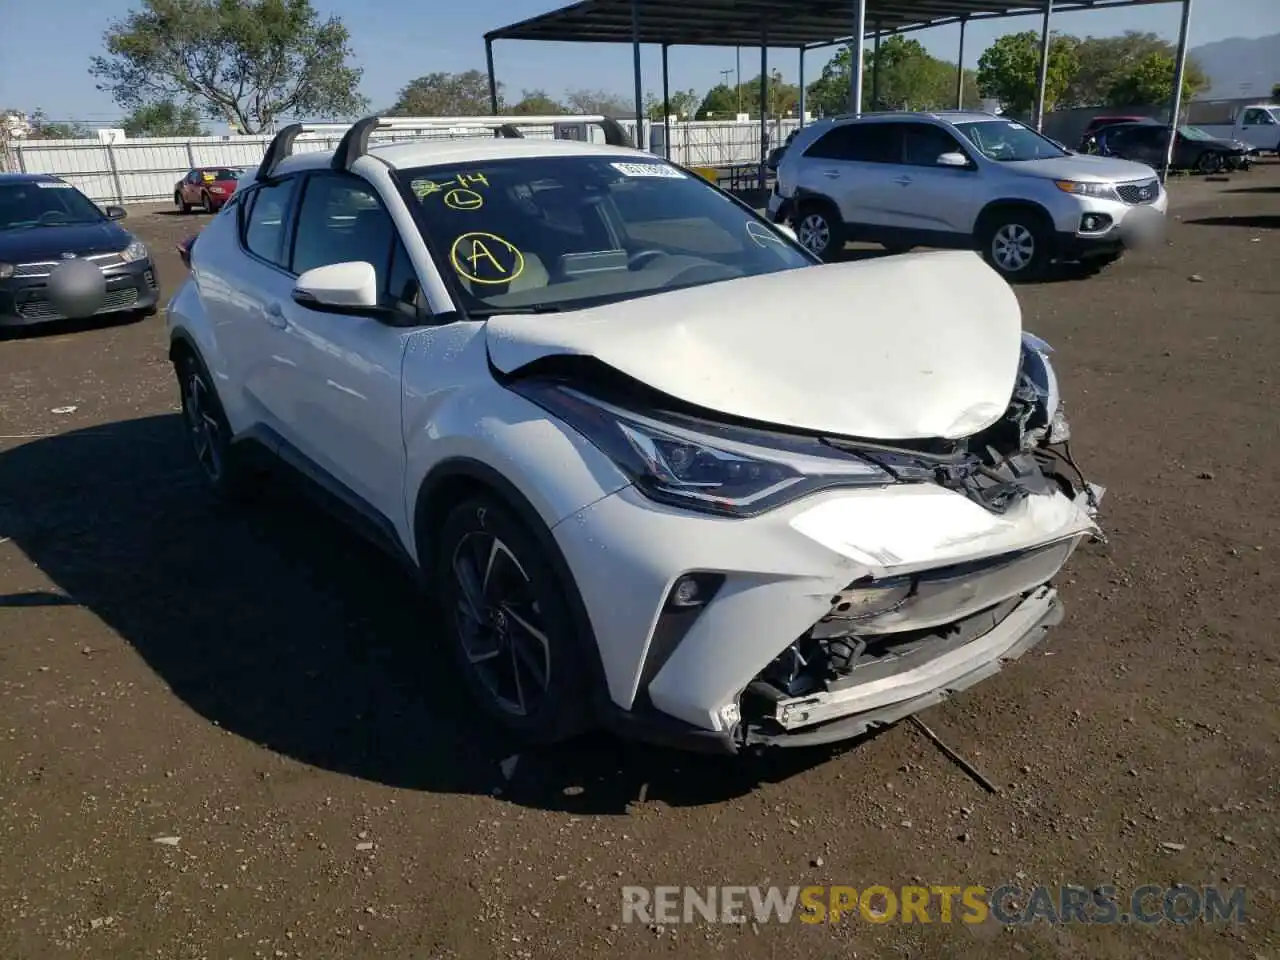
[695,83,738,119]
[564,89,632,116]
[507,89,564,115]
[1106,50,1206,106]
[1270,81,1279,101]
[977,31,1079,117]
[1062,31,1207,108]
[645,89,701,120]
[806,38,980,116]
[27,110,93,139]
[390,71,499,115]
[123,99,206,136]
[90,0,366,134]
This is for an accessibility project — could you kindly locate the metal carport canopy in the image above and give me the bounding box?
[484,0,1193,189]
[484,0,1174,49]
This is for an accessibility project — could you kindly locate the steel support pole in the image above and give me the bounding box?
[661,42,671,159]
[849,0,867,115]
[758,26,768,194]
[631,0,644,150]
[870,27,880,110]
[798,48,806,126]
[485,39,499,115]
[956,18,968,109]
[1163,0,1194,183]
[1034,0,1053,130]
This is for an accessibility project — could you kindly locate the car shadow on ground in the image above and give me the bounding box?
[0,414,864,813]
[0,311,152,342]
[1184,214,1280,230]
[1226,185,1280,195]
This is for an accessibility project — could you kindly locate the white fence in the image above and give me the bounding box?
[4,117,801,205]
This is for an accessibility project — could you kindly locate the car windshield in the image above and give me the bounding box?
[395,155,813,314]
[952,120,1069,162]
[0,181,105,230]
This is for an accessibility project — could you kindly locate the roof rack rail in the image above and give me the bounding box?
[329,114,635,172]
[256,122,352,182]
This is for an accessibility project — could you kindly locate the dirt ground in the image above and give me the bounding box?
[1,165,1278,960]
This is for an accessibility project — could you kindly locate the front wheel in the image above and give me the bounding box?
[174,351,253,502]
[1196,151,1224,175]
[435,495,593,744]
[175,192,191,214]
[979,212,1052,281]
[792,201,842,261]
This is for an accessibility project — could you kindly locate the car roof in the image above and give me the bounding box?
[0,172,66,184]
[268,135,651,179]
[825,110,1001,126]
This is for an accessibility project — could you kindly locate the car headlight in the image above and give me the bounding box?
[1020,332,1068,444]
[512,381,892,517]
[1055,180,1119,201]
[119,240,149,263]
[0,262,13,280]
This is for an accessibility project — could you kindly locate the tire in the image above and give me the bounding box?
[435,495,593,745]
[201,191,214,213]
[176,192,191,214]
[792,200,843,261]
[1195,151,1223,175]
[978,208,1052,282]
[174,349,254,503]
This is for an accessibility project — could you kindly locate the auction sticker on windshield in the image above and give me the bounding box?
[611,162,685,179]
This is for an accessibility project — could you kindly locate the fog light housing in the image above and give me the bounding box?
[1080,213,1112,233]
[666,573,723,609]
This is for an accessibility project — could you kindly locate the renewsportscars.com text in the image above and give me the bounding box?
[621,884,1247,926]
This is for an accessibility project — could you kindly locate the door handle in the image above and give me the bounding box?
[822,169,841,178]
[264,302,288,329]
[894,176,914,186]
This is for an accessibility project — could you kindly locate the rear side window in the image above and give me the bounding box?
[241,178,298,267]
[804,123,901,163]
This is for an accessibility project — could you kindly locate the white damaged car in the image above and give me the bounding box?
[166,115,1104,753]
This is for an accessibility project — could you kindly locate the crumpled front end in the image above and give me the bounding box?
[546,331,1106,752]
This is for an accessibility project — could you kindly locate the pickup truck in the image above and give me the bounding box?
[1197,104,1280,155]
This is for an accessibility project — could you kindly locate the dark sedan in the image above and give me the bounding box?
[0,174,160,329]
[1098,122,1251,174]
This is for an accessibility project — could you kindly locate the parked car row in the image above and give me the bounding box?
[767,110,1168,280]
[1081,118,1253,173]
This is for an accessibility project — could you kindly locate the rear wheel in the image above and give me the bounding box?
[201,191,215,213]
[792,200,842,261]
[435,495,592,744]
[978,209,1052,281]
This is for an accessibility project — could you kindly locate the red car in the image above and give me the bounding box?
[173,166,244,214]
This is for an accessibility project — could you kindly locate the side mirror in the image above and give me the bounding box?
[936,152,970,168]
[775,222,799,243]
[293,261,379,312]
[105,205,127,220]
[177,235,196,270]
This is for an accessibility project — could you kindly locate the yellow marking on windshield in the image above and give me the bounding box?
[450,231,525,285]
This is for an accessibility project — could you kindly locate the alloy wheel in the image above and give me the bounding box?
[797,213,830,255]
[182,370,224,483]
[450,531,552,717]
[992,223,1035,273]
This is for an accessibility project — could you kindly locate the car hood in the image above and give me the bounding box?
[1010,153,1157,182]
[486,250,1024,441]
[0,221,131,263]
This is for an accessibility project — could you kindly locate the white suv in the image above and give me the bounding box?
[167,114,1104,753]
[770,111,1167,279]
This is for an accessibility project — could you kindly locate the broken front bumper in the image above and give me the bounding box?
[554,474,1103,754]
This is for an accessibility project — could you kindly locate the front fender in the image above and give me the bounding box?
[401,334,632,567]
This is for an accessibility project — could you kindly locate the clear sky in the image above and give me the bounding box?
[1,0,1277,122]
